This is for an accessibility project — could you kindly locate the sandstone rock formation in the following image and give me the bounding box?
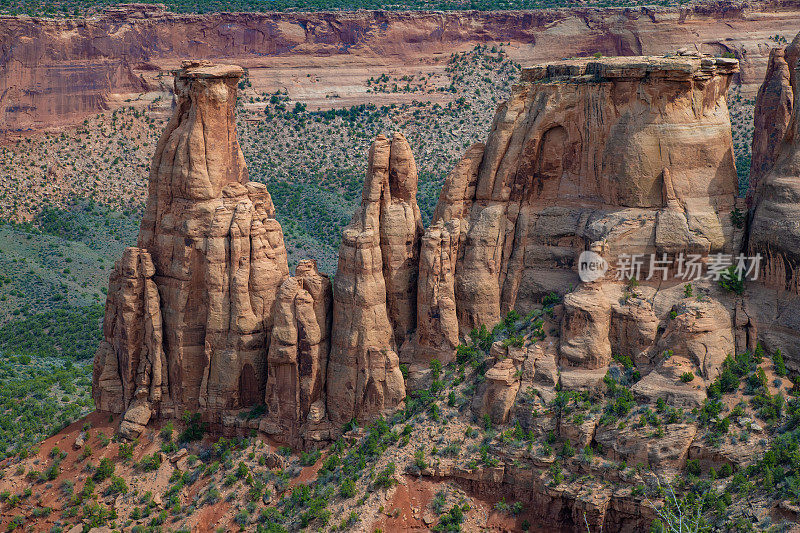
[747,47,794,205]
[748,30,800,372]
[137,61,291,418]
[261,260,332,442]
[326,134,410,425]
[93,247,165,419]
[71,39,800,533]
[414,55,741,376]
[95,53,762,458]
[415,144,484,365]
[95,73,410,441]
[95,60,294,439]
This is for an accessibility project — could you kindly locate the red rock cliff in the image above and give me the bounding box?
[4,0,800,132]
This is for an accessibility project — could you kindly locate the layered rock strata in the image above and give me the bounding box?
[416,54,742,372]
[5,1,800,134]
[747,31,800,372]
[96,54,752,450]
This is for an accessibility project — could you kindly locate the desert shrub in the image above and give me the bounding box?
[106,476,128,495]
[773,349,787,377]
[374,462,397,488]
[339,477,356,498]
[178,411,206,442]
[718,266,744,294]
[93,457,114,481]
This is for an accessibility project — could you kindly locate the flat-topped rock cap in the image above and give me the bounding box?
[521,54,739,83]
[176,60,244,79]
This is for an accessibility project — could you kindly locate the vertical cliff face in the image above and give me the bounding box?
[415,55,741,369]
[94,61,295,438]
[750,29,800,293]
[95,53,754,446]
[326,134,409,425]
[4,3,800,134]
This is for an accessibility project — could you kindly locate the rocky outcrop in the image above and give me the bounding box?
[94,53,750,445]
[381,133,423,354]
[415,144,484,364]
[472,343,527,425]
[413,55,741,380]
[747,47,794,205]
[747,30,800,372]
[326,134,408,425]
[95,60,413,443]
[94,60,293,438]
[93,247,166,418]
[261,261,332,441]
[136,60,291,416]
[633,297,734,408]
[97,45,800,465]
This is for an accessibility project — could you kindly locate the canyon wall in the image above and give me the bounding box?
[4,0,800,133]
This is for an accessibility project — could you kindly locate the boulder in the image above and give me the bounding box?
[472,358,521,425]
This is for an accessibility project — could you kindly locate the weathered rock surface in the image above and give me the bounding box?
[93,247,165,436]
[748,30,800,372]
[94,61,294,436]
[748,46,794,205]
[412,55,741,395]
[380,133,423,353]
[415,144,484,364]
[261,261,332,441]
[326,134,408,425]
[138,60,290,415]
[595,422,698,470]
[472,346,524,425]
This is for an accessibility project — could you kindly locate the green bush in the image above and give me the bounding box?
[339,478,356,498]
[106,476,128,495]
[93,457,114,481]
[178,412,206,442]
[718,266,744,294]
[374,462,397,488]
[773,349,787,377]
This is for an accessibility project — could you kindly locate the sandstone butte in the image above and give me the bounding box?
[4,0,800,133]
[93,43,800,460]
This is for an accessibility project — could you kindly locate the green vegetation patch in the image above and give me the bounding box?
[0,355,92,459]
[0,304,103,360]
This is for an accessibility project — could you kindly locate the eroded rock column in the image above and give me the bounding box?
[326,135,408,425]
